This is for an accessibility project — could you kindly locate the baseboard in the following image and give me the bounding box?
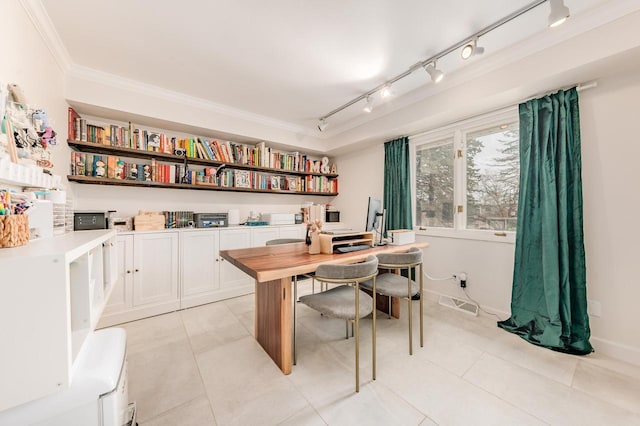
[590,336,640,367]
[423,290,640,366]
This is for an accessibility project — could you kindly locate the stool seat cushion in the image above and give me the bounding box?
[361,273,418,298]
[376,247,422,267]
[299,285,373,320]
[315,255,378,280]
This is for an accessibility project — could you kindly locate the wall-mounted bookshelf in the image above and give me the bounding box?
[66,109,339,196]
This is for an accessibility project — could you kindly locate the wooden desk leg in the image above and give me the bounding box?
[254,277,292,374]
[374,293,400,319]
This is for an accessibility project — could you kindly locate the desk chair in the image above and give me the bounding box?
[298,255,378,392]
[361,247,424,355]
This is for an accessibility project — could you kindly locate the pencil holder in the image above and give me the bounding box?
[0,215,29,248]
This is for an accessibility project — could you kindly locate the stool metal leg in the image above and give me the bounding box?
[372,276,376,381]
[408,267,413,355]
[388,296,392,319]
[419,263,424,348]
[345,321,349,339]
[355,282,360,392]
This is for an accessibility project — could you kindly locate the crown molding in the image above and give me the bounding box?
[66,64,314,137]
[19,0,73,73]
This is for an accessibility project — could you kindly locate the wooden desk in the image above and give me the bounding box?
[220,241,428,374]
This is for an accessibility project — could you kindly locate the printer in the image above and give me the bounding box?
[262,213,295,226]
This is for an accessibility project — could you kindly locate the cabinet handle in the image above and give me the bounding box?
[126,270,132,274]
[135,269,140,272]
[215,258,219,262]
[220,258,225,262]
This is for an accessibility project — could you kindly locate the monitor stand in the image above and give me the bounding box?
[374,209,386,246]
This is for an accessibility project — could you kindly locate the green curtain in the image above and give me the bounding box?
[384,137,412,233]
[498,88,593,355]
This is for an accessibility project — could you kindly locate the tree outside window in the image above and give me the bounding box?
[413,115,519,234]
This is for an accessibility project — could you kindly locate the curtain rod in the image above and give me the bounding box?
[407,80,598,141]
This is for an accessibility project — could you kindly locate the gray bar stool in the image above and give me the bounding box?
[298,255,378,392]
[361,247,424,355]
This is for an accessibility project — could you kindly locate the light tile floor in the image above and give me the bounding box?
[117,281,640,425]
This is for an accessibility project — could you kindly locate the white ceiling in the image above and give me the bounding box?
[39,0,612,137]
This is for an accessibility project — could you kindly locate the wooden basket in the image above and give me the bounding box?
[134,214,165,231]
[0,215,29,248]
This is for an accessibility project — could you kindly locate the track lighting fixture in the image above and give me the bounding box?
[380,84,392,99]
[363,96,374,113]
[548,0,570,27]
[318,0,569,124]
[461,37,485,60]
[424,62,444,83]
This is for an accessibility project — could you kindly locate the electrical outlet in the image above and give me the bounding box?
[458,272,467,288]
[588,299,602,317]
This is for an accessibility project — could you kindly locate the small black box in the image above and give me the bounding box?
[74,211,108,230]
[194,213,228,228]
[325,211,340,223]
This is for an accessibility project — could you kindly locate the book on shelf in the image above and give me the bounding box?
[67,107,81,141]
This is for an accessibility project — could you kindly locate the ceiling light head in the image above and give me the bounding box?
[424,62,444,84]
[317,118,328,132]
[548,0,570,28]
[380,84,393,99]
[461,37,485,60]
[363,95,374,113]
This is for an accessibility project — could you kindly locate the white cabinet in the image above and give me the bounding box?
[219,228,253,291]
[0,230,116,411]
[100,232,179,327]
[251,225,305,247]
[251,226,280,247]
[181,230,221,309]
[101,225,302,326]
[103,235,133,316]
[133,232,179,306]
[279,224,306,240]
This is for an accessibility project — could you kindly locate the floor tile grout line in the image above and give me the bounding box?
[179,310,221,426]
[480,343,579,388]
[139,394,214,425]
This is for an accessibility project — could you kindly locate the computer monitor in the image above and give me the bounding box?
[365,197,385,245]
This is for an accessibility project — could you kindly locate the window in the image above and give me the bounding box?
[466,124,519,231]
[415,138,454,228]
[412,110,519,238]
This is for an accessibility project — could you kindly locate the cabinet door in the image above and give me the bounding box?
[133,232,179,307]
[279,225,305,240]
[104,235,133,315]
[251,227,279,247]
[219,228,252,289]
[182,231,220,297]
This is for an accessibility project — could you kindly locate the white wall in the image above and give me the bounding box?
[73,184,328,221]
[332,144,384,230]
[334,68,640,365]
[1,1,68,179]
[579,69,640,362]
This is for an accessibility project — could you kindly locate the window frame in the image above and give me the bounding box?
[410,108,519,243]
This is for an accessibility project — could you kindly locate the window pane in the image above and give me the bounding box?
[466,124,519,231]
[415,140,454,228]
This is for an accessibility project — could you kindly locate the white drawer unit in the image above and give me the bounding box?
[0,328,135,426]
